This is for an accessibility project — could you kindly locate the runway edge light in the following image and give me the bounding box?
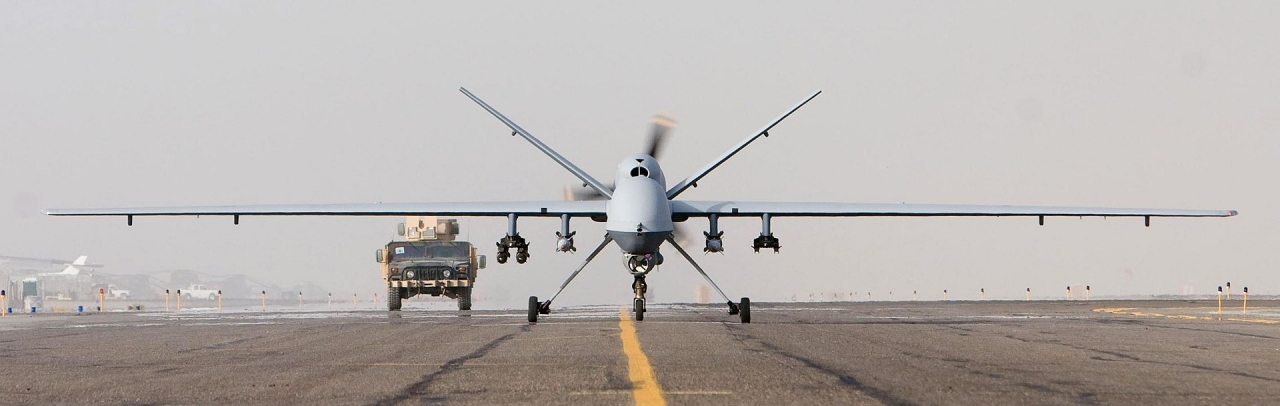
[1243,287,1249,314]
[1217,286,1223,314]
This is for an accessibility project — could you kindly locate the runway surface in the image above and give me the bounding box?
[2,300,1280,405]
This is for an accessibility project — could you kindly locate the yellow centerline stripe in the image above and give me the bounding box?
[619,308,666,406]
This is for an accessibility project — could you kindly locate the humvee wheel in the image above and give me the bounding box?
[528,296,539,323]
[634,298,645,321]
[457,288,472,311]
[739,297,751,323]
[387,286,402,311]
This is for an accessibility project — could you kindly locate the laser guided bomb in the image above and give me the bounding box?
[377,217,486,311]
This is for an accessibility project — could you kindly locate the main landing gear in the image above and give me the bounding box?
[667,236,751,323]
[527,235,615,323]
[525,234,751,324]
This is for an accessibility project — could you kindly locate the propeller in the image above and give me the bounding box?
[561,114,693,246]
[564,114,676,202]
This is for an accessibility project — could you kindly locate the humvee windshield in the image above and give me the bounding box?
[388,242,471,260]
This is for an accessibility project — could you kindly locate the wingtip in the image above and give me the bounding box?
[1229,210,1239,217]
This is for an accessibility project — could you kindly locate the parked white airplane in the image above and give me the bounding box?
[39,255,90,276]
[46,88,1236,323]
[1,255,99,276]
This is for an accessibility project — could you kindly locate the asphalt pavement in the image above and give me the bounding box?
[2,300,1279,405]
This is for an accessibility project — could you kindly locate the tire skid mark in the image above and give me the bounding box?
[723,324,916,406]
[960,321,1280,385]
[374,324,530,405]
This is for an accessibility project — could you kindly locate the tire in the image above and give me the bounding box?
[528,296,539,323]
[119,294,128,301]
[739,297,751,324]
[208,294,217,301]
[387,286,402,311]
[634,298,645,321]
[183,294,192,300]
[457,288,472,311]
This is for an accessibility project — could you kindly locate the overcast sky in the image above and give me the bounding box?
[1,1,1275,307]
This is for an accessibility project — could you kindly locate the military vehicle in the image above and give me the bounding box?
[377,217,486,311]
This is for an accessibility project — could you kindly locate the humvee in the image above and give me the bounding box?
[377,217,486,311]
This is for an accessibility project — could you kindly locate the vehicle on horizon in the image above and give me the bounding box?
[377,217,486,311]
[90,283,131,300]
[182,284,218,300]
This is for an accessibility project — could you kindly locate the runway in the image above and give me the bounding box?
[2,300,1279,405]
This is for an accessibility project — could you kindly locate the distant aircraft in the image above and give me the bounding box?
[46,88,1237,323]
[1,254,101,276]
[39,255,91,277]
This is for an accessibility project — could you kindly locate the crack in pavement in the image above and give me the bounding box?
[374,324,530,405]
[724,324,916,406]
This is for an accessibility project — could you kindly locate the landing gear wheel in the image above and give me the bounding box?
[739,297,751,323]
[456,288,472,311]
[496,250,509,264]
[634,298,645,321]
[388,287,402,311]
[528,296,539,323]
[516,251,529,264]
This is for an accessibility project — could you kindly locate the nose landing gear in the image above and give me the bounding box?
[632,275,648,321]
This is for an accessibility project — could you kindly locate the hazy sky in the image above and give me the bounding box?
[2,1,1275,307]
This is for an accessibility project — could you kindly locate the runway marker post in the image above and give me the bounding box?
[98,288,104,312]
[913,290,917,301]
[328,293,332,308]
[980,288,985,300]
[217,290,222,314]
[353,293,357,308]
[1243,287,1249,314]
[165,289,170,312]
[298,291,302,308]
[1217,286,1223,314]
[261,291,266,311]
[1,290,6,318]
[1066,286,1071,300]
[1026,288,1031,301]
[943,289,948,301]
[1086,285,1091,301]
[176,289,182,313]
[1226,282,1232,300]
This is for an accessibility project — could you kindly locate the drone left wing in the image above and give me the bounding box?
[672,200,1236,221]
[45,201,608,224]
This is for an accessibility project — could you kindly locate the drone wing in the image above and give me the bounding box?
[46,201,608,224]
[672,200,1236,223]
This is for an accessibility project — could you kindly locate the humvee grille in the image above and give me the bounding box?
[404,266,453,280]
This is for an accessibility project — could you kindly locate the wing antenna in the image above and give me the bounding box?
[665,90,821,200]
[460,87,613,199]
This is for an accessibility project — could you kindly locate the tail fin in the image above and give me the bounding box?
[72,255,88,266]
[57,264,80,275]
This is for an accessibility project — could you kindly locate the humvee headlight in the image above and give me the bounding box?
[404,269,415,279]
[443,270,452,279]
